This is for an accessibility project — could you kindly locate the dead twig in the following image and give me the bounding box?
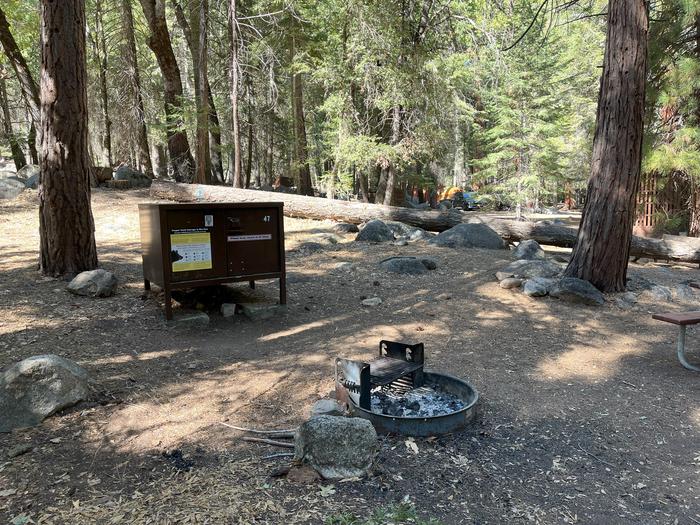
[242,436,294,448]
[262,452,294,460]
[220,422,295,437]
[577,443,615,468]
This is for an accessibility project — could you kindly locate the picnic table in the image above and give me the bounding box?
[652,311,700,372]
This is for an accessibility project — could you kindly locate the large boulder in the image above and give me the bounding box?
[113,164,152,188]
[501,259,562,279]
[355,219,394,242]
[0,177,25,199]
[379,256,436,275]
[513,239,545,260]
[67,269,118,297]
[333,222,359,234]
[428,223,507,250]
[17,165,39,188]
[294,416,378,480]
[384,221,429,241]
[523,277,556,297]
[0,355,89,432]
[550,277,605,306]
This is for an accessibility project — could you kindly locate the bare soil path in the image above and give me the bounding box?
[0,189,699,524]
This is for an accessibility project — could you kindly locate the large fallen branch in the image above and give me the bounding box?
[150,181,700,264]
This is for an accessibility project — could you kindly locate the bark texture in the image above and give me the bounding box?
[229,0,242,187]
[39,0,97,277]
[0,74,27,170]
[564,1,648,291]
[151,181,700,263]
[138,0,194,181]
[120,0,153,176]
[0,7,40,129]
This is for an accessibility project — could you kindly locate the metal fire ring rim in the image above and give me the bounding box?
[347,370,479,421]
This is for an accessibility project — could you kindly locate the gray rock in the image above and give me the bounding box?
[17,165,39,188]
[392,239,408,247]
[7,443,33,458]
[334,262,355,271]
[169,310,210,327]
[220,303,237,318]
[113,164,152,187]
[240,303,287,321]
[513,240,545,260]
[615,292,638,309]
[295,241,325,253]
[66,269,118,297]
[420,258,438,270]
[501,259,562,279]
[500,277,523,289]
[333,222,359,234]
[551,254,569,263]
[355,220,394,242]
[385,221,428,240]
[309,233,342,246]
[523,277,556,297]
[550,277,605,306]
[428,223,507,250]
[495,271,515,281]
[626,274,654,292]
[361,297,382,307]
[0,178,25,199]
[409,229,432,241]
[644,285,673,302]
[294,415,377,480]
[310,399,346,418]
[674,284,696,302]
[379,257,436,275]
[0,355,89,432]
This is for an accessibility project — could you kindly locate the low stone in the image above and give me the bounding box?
[379,257,436,275]
[500,278,523,290]
[550,277,605,306]
[409,229,432,241]
[615,292,638,309]
[310,399,346,418]
[428,223,507,250]
[334,262,355,271]
[355,220,394,242]
[435,293,452,300]
[513,239,545,260]
[220,303,237,318]
[113,164,151,187]
[674,284,696,302]
[0,355,89,433]
[333,222,360,234]
[385,221,428,241]
[495,271,514,281]
[420,258,438,270]
[169,310,210,326]
[523,277,556,297]
[66,269,118,297]
[7,443,33,458]
[294,415,377,480]
[309,233,342,246]
[0,178,25,199]
[644,285,673,302]
[16,164,39,181]
[501,259,562,279]
[361,297,382,307]
[240,303,287,321]
[295,241,325,253]
[392,239,408,246]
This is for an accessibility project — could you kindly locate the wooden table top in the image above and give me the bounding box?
[652,312,700,326]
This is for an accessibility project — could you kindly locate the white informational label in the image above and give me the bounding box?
[204,214,214,227]
[227,234,272,242]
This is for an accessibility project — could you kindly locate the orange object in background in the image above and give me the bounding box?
[439,186,463,201]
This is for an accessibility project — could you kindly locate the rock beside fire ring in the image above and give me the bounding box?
[294,415,377,480]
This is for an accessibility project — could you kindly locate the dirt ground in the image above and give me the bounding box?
[1,188,699,524]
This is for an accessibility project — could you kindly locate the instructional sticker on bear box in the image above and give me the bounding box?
[170,230,212,272]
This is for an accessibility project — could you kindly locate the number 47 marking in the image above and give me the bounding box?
[262,215,271,222]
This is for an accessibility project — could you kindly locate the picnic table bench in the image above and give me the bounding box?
[652,311,700,372]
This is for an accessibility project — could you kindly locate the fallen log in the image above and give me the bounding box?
[150,181,700,264]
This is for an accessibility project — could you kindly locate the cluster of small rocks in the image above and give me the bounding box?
[370,386,465,417]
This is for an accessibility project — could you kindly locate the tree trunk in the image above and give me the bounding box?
[291,54,312,196]
[39,0,97,277]
[121,0,153,176]
[191,0,210,184]
[27,120,38,164]
[564,0,648,291]
[0,74,27,170]
[0,7,40,131]
[228,0,242,187]
[266,111,274,185]
[384,105,402,206]
[245,78,253,188]
[138,0,194,181]
[151,181,700,263]
[91,0,112,165]
[690,13,700,237]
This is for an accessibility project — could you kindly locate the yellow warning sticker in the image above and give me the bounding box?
[170,232,212,272]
